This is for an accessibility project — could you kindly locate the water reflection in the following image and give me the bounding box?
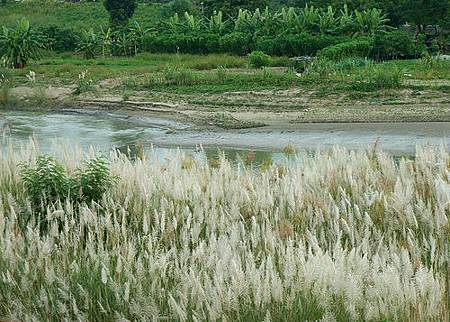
[115,142,285,167]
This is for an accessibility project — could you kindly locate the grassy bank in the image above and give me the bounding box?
[3,53,449,92]
[0,143,448,321]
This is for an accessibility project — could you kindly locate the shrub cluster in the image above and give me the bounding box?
[318,38,373,60]
[249,50,270,68]
[20,155,115,230]
[372,29,424,60]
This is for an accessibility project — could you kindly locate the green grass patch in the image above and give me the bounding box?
[0,2,165,31]
[123,67,299,93]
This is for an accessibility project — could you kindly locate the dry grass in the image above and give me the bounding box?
[0,142,449,321]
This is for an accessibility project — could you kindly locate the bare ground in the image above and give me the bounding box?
[7,84,450,129]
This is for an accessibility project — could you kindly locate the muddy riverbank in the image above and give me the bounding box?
[1,109,448,156]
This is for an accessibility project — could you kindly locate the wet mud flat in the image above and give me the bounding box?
[1,109,448,156]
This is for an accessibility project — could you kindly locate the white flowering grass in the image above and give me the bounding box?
[0,143,448,321]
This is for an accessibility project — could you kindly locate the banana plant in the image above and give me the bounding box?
[77,28,101,59]
[129,21,150,55]
[234,8,251,32]
[166,13,180,33]
[355,8,389,36]
[208,11,227,35]
[99,25,112,57]
[338,4,356,35]
[299,4,319,33]
[276,7,300,34]
[256,7,275,36]
[113,31,134,56]
[234,8,274,35]
[0,18,45,69]
[183,12,202,32]
[318,6,338,34]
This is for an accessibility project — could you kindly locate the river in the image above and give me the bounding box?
[1,109,449,162]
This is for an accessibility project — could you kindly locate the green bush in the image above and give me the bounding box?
[104,0,136,30]
[415,34,427,55]
[219,32,253,55]
[76,156,114,203]
[249,50,270,68]
[319,38,373,61]
[256,33,351,57]
[21,156,72,213]
[39,25,79,52]
[372,30,418,60]
[21,155,114,214]
[0,18,45,68]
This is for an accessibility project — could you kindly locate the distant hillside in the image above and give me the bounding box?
[0,1,165,31]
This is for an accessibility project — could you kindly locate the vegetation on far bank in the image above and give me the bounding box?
[1,0,448,61]
[2,52,449,93]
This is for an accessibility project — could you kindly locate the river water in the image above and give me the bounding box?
[1,110,449,162]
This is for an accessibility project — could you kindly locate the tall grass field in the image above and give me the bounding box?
[0,142,449,321]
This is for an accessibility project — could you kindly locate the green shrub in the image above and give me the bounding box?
[415,34,427,55]
[256,33,351,57]
[319,38,373,61]
[21,156,72,213]
[219,32,253,55]
[0,18,45,68]
[372,30,418,60]
[21,155,114,213]
[104,0,136,30]
[39,25,79,52]
[249,50,270,68]
[77,28,102,59]
[76,156,114,203]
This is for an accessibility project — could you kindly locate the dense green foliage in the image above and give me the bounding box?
[104,0,137,30]
[1,1,448,59]
[249,50,271,68]
[318,38,373,60]
[372,29,420,60]
[21,155,114,214]
[0,18,45,68]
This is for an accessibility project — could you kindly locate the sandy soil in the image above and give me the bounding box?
[8,84,450,129]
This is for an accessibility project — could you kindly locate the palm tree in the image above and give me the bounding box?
[0,19,45,69]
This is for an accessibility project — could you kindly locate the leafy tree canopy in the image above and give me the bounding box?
[104,0,137,29]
